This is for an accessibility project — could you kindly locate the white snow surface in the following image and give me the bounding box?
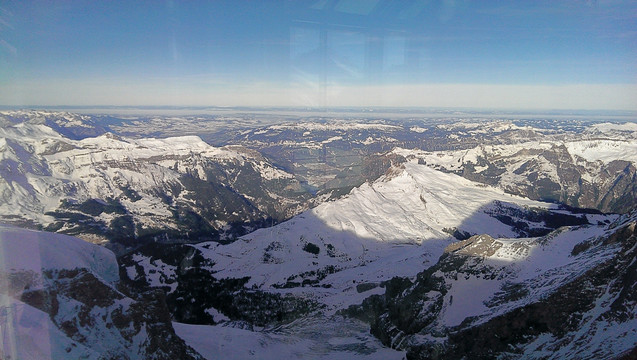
[173,317,404,360]
[565,139,637,163]
[0,224,118,282]
[587,122,637,137]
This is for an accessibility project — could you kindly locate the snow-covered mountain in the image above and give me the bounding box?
[0,111,313,251]
[119,161,634,358]
[121,162,605,311]
[0,224,203,359]
[394,134,637,213]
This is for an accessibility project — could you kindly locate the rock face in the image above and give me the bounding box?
[346,214,637,359]
[0,225,203,359]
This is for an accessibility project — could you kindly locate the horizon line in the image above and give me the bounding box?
[1,105,636,115]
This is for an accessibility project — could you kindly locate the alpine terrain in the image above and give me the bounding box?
[1,110,636,359]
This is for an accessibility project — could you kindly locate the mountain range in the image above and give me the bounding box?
[1,110,636,359]
[0,111,313,254]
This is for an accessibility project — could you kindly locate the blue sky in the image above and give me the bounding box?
[1,0,636,109]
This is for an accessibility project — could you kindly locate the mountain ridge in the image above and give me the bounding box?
[0,115,314,253]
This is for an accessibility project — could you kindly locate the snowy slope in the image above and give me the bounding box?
[565,138,637,163]
[0,224,118,281]
[173,317,404,360]
[0,123,282,220]
[0,225,203,359]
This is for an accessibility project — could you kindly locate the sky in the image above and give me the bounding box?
[1,0,636,110]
